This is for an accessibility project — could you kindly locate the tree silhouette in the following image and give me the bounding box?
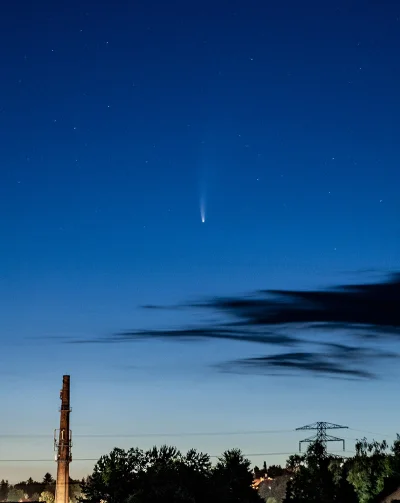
[347,438,393,503]
[0,480,9,501]
[212,448,261,503]
[134,446,212,503]
[254,466,262,479]
[80,447,145,503]
[42,473,55,485]
[283,441,357,503]
[267,465,285,478]
[80,445,260,503]
[7,487,25,501]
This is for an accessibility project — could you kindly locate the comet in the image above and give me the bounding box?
[200,194,206,223]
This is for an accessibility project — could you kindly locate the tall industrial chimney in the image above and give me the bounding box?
[55,375,72,503]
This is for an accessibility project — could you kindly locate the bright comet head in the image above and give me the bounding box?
[200,195,206,223]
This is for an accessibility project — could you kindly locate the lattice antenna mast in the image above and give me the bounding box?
[296,421,348,453]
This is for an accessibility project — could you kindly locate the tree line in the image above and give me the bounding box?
[263,434,400,503]
[76,435,400,503]
[0,473,81,502]
[79,446,259,503]
[2,434,400,503]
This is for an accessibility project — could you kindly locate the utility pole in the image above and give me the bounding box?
[54,375,72,503]
[296,421,348,455]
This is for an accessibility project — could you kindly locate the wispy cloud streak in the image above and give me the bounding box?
[72,272,400,379]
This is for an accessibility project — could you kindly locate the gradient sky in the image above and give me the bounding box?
[1,0,399,483]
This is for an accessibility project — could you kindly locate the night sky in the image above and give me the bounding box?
[1,0,399,482]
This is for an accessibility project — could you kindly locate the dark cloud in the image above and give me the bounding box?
[218,343,398,381]
[219,352,375,380]
[208,273,400,331]
[114,327,299,346]
[72,272,400,379]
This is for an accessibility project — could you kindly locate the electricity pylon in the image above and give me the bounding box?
[296,421,348,454]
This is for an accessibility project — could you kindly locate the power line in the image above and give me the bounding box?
[0,450,356,462]
[348,428,393,437]
[0,427,394,442]
[0,429,294,439]
[0,427,391,440]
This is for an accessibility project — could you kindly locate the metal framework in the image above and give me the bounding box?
[296,421,348,453]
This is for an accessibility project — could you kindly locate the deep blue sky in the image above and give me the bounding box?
[1,0,399,482]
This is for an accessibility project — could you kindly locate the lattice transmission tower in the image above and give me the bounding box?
[296,421,348,454]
